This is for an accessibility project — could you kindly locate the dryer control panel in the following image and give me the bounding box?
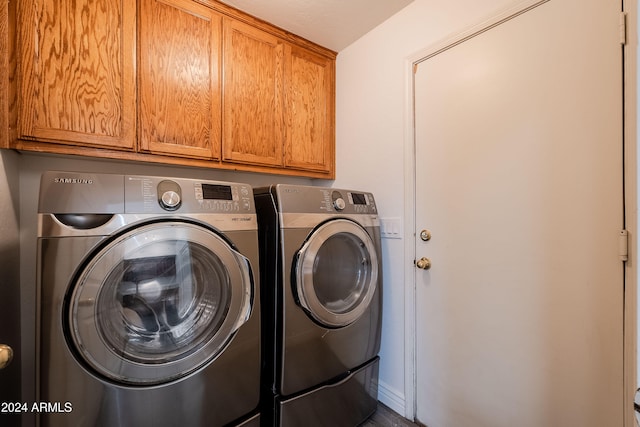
[326,190,377,214]
[274,184,377,215]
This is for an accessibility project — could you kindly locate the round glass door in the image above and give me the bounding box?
[67,221,253,385]
[295,219,379,328]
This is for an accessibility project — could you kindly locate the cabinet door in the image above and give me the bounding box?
[223,19,284,167]
[18,0,135,149]
[138,0,221,159]
[284,46,335,173]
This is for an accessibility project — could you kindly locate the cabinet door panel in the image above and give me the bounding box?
[285,47,334,172]
[223,19,283,167]
[18,0,135,149]
[138,0,221,159]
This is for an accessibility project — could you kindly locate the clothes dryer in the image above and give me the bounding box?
[37,171,261,427]
[254,184,382,427]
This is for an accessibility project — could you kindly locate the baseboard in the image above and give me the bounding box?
[377,380,406,416]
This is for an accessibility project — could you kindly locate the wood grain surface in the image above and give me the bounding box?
[223,19,284,166]
[138,0,221,159]
[9,0,336,178]
[285,46,334,172]
[18,0,135,148]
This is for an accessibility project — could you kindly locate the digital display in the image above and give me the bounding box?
[351,193,367,205]
[202,184,233,200]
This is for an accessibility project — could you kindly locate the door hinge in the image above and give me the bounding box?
[619,229,628,262]
[620,12,627,46]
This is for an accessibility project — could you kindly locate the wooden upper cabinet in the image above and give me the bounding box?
[284,46,335,173]
[223,18,284,167]
[11,0,336,178]
[138,0,221,159]
[17,0,135,149]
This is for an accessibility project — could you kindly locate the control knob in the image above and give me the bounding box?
[331,191,346,211]
[161,190,181,210]
[157,180,182,211]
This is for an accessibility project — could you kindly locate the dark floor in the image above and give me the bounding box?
[362,403,423,427]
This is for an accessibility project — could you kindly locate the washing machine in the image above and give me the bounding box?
[37,171,261,427]
[254,184,382,427]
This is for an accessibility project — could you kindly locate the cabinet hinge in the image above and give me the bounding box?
[620,12,627,46]
[619,229,629,262]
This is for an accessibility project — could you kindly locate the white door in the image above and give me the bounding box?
[414,1,624,426]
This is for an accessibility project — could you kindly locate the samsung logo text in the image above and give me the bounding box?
[53,178,94,185]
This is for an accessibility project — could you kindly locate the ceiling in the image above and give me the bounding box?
[218,0,415,52]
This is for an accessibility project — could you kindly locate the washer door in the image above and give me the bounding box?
[67,221,253,385]
[294,219,379,328]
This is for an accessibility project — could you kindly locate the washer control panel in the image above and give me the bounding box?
[125,176,254,214]
[194,182,253,212]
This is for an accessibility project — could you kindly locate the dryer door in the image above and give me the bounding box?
[67,221,253,385]
[294,219,379,328]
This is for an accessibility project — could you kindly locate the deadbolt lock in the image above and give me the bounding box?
[416,257,431,270]
[420,229,432,241]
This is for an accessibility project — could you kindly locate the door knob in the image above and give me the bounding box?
[0,344,13,370]
[416,257,431,270]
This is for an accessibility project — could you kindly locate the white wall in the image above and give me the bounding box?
[333,0,537,416]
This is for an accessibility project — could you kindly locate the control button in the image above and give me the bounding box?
[194,186,203,200]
